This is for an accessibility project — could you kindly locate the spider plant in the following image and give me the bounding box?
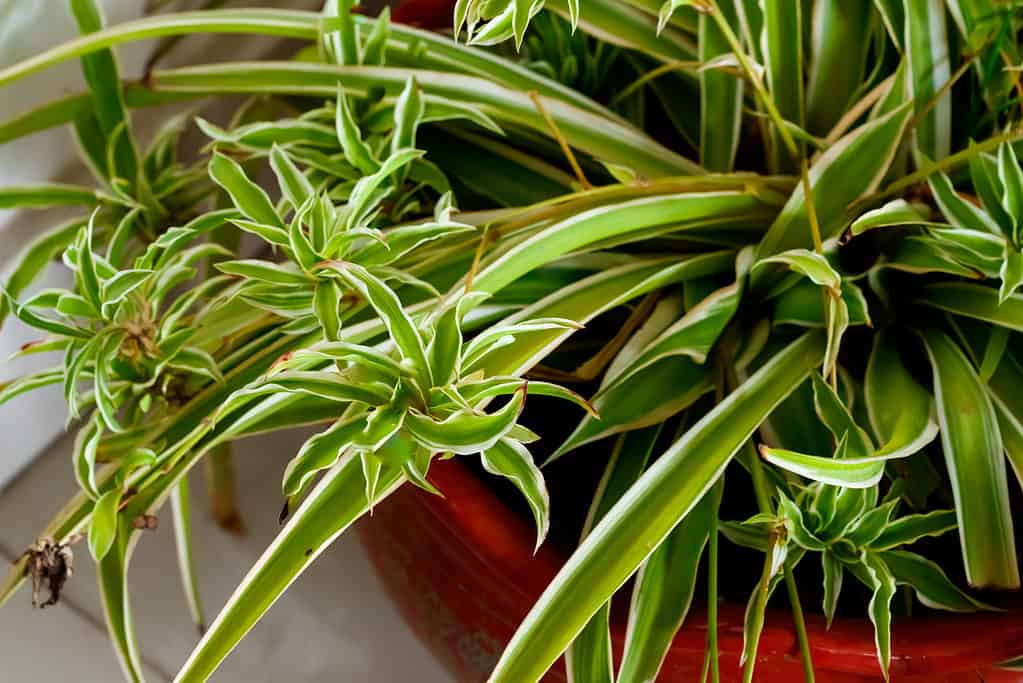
[2,0,1023,681]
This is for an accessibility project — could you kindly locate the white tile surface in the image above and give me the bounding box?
[0,428,451,682]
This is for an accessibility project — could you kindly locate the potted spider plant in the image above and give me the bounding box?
[1,0,1023,681]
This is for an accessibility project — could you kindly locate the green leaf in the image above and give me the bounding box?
[617,482,720,683]
[335,87,379,174]
[426,305,462,387]
[916,282,1023,332]
[870,510,958,550]
[88,489,120,561]
[1000,142,1023,246]
[167,347,223,383]
[919,328,1019,588]
[345,148,425,231]
[927,170,999,234]
[209,152,282,228]
[361,5,390,64]
[969,144,1013,234]
[313,278,343,342]
[406,385,525,455]
[566,426,661,683]
[475,255,732,378]
[0,218,83,329]
[249,370,391,405]
[881,236,986,279]
[0,183,101,209]
[0,368,64,406]
[773,278,871,328]
[760,0,805,173]
[603,281,740,388]
[174,453,404,681]
[757,103,911,257]
[287,203,320,272]
[846,500,900,548]
[284,342,407,381]
[150,62,699,177]
[805,0,871,134]
[882,549,992,612]
[777,492,826,550]
[355,219,476,267]
[861,551,896,678]
[823,290,849,380]
[480,438,549,550]
[170,477,206,633]
[487,331,825,683]
[760,446,887,488]
[849,199,928,235]
[102,269,152,308]
[70,0,138,184]
[904,0,950,162]
[812,372,873,457]
[282,415,367,496]
[216,260,309,286]
[269,144,315,212]
[822,550,843,628]
[555,357,711,459]
[77,212,104,314]
[359,451,384,507]
[698,2,742,172]
[758,249,841,292]
[741,534,793,680]
[96,533,146,683]
[980,326,1011,382]
[332,263,431,379]
[1001,246,1023,303]
[94,332,125,433]
[392,75,425,154]
[229,218,291,248]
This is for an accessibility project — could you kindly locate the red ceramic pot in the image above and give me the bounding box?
[392,0,455,28]
[376,3,1023,679]
[357,457,1023,682]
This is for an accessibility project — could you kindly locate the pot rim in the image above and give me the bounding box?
[418,456,1023,678]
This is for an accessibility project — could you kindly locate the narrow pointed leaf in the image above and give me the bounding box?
[209,152,282,228]
[870,510,958,550]
[173,454,404,682]
[88,489,120,561]
[920,328,1019,589]
[406,386,524,455]
[487,331,825,683]
[757,103,911,257]
[881,549,994,612]
[617,482,720,683]
[480,438,549,550]
[566,426,661,683]
[170,478,206,633]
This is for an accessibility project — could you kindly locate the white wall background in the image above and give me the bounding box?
[0,3,449,681]
[0,0,153,487]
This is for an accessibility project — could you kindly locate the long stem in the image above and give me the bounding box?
[783,570,816,683]
[723,359,815,682]
[706,482,722,683]
[874,129,1023,200]
[742,440,816,683]
[707,0,823,261]
[705,0,799,161]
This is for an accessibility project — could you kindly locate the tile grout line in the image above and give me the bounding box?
[0,540,175,682]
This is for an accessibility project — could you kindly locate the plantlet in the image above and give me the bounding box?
[2,1,1023,681]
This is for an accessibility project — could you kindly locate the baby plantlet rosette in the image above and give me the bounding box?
[2,1,1023,682]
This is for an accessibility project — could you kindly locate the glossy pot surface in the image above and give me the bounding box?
[357,458,1023,682]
